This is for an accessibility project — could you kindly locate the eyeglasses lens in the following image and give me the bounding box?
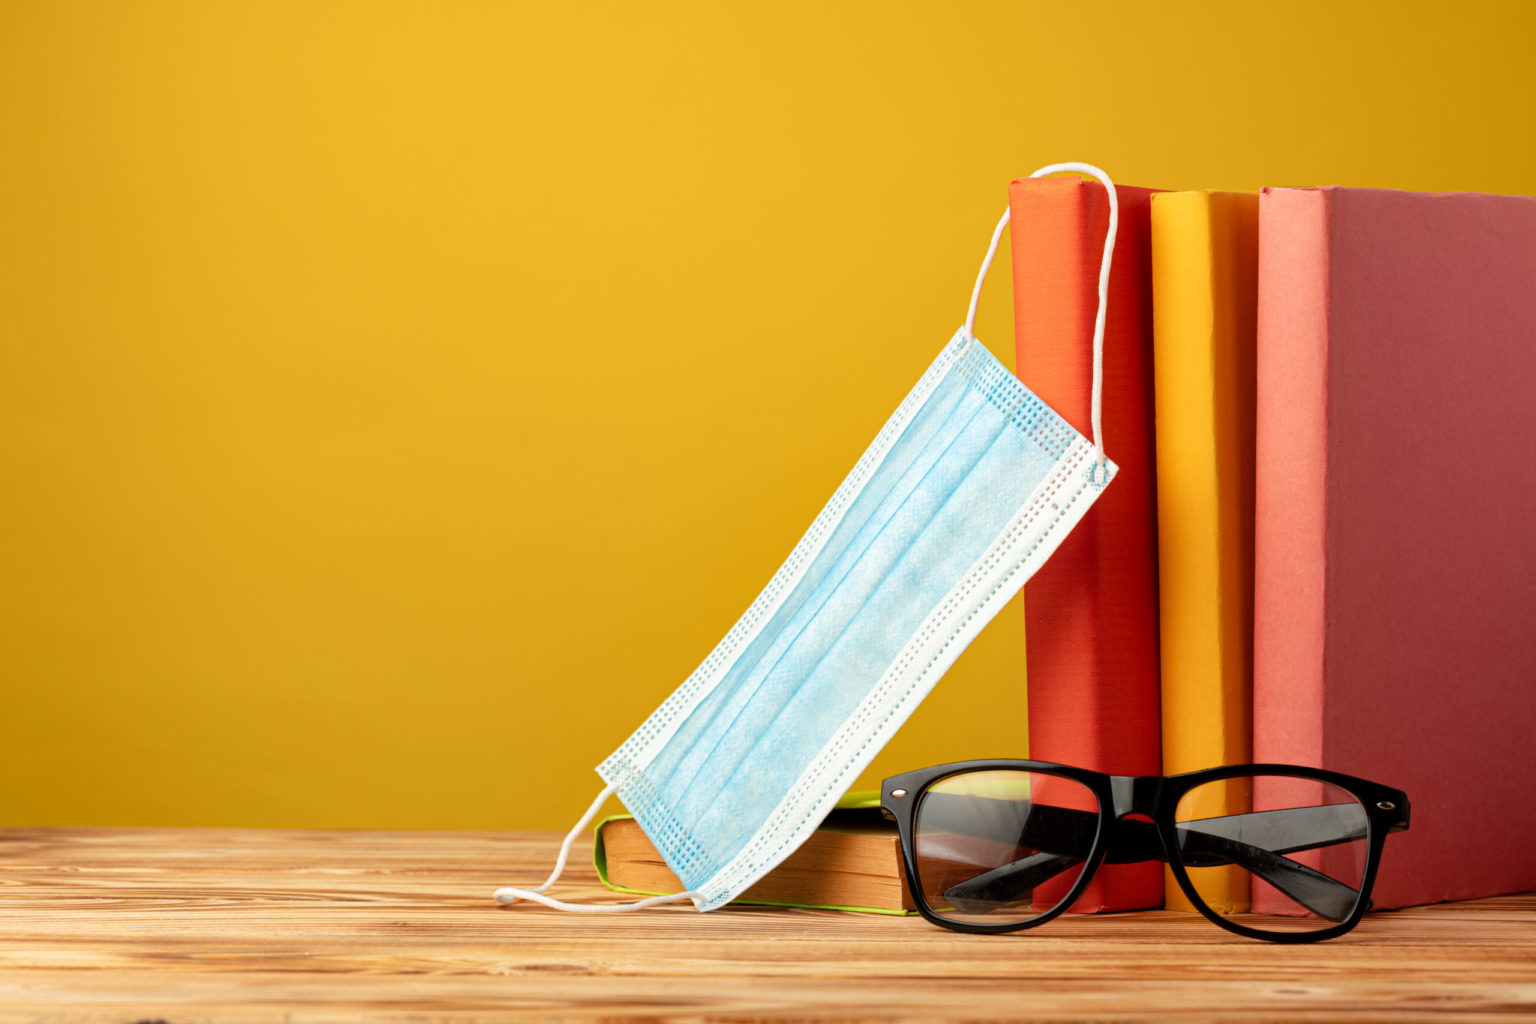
[1173,775,1370,934]
[913,769,1099,926]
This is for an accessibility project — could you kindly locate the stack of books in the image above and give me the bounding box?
[1014,177,1536,912]
[598,177,1536,914]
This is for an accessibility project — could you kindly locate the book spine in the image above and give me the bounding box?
[1252,188,1330,773]
[1151,191,1258,912]
[1251,187,1333,916]
[1009,176,1163,913]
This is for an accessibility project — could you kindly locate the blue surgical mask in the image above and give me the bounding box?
[495,162,1121,914]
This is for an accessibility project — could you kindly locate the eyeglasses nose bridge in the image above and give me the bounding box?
[1109,774,1162,820]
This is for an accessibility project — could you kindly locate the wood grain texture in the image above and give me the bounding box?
[1,828,1533,1022]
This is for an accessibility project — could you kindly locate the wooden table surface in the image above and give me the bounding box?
[2,828,1533,1022]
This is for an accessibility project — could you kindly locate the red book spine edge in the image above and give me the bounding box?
[1252,186,1330,772]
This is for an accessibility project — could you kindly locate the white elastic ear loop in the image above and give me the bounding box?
[491,784,702,913]
[962,162,1119,469]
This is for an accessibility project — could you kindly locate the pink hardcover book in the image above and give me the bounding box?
[1254,185,1536,908]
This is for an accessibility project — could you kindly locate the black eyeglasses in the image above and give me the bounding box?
[881,761,1410,943]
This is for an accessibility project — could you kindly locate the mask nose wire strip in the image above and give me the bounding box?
[961,161,1119,467]
[492,784,703,912]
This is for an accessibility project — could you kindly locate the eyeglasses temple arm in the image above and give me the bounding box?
[1174,829,1360,921]
[939,852,1084,914]
[1174,804,1369,857]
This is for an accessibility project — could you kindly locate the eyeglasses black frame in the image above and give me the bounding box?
[880,760,1411,943]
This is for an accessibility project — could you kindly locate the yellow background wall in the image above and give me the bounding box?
[3,1,1532,829]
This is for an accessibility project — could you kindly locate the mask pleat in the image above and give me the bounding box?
[642,369,982,810]
[661,386,996,824]
[679,403,1043,875]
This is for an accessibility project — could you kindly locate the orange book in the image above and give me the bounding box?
[1009,175,1163,913]
[1150,191,1259,912]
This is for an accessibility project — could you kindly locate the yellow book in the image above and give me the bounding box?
[1150,191,1258,913]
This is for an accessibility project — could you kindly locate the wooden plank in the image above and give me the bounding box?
[0,828,1532,1022]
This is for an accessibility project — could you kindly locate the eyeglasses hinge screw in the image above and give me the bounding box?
[891,789,907,798]
[1377,801,1396,810]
